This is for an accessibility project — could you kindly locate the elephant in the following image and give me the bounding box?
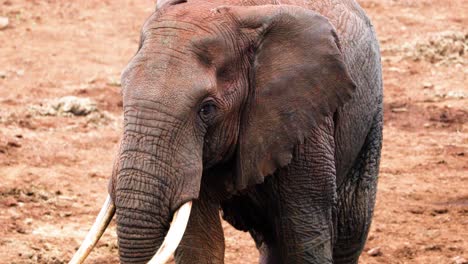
[69,0,383,263]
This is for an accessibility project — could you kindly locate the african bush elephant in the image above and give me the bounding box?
[70,0,383,263]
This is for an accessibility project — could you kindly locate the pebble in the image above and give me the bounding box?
[60,211,73,217]
[0,16,8,30]
[432,208,449,215]
[7,141,21,148]
[423,244,443,251]
[367,247,382,257]
[391,107,408,113]
[16,69,25,76]
[423,82,434,89]
[4,197,18,207]
[446,91,466,99]
[0,71,6,78]
[16,226,27,234]
[25,218,33,225]
[452,256,468,264]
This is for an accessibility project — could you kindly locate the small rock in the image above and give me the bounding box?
[0,16,8,30]
[7,141,21,148]
[446,91,466,99]
[16,69,25,76]
[452,256,468,264]
[423,82,434,89]
[367,247,382,257]
[423,244,443,251]
[0,70,6,78]
[4,197,18,207]
[391,107,408,113]
[97,242,110,248]
[424,229,441,238]
[16,226,27,234]
[387,66,405,73]
[432,208,449,214]
[430,207,449,216]
[86,76,98,84]
[409,207,425,214]
[448,246,460,252]
[43,243,51,251]
[107,76,121,87]
[24,218,33,225]
[60,211,73,217]
[30,245,41,251]
[32,96,98,116]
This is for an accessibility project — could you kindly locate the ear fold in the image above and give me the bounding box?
[226,5,356,190]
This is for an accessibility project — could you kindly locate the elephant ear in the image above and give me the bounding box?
[227,5,356,190]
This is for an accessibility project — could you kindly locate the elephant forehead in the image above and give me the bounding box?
[121,52,215,109]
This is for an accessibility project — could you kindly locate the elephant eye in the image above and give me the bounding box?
[199,100,217,123]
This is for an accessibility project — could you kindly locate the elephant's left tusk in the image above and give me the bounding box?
[147,201,193,264]
[69,195,115,264]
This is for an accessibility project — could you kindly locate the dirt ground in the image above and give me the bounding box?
[0,0,466,263]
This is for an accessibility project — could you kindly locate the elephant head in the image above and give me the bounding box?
[70,2,355,264]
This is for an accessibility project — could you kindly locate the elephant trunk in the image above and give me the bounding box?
[112,119,202,264]
[115,168,171,263]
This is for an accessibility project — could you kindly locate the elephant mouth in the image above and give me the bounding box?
[68,195,192,264]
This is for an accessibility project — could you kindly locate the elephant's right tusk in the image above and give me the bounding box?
[147,201,193,264]
[69,195,115,264]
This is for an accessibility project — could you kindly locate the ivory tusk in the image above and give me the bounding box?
[69,195,115,264]
[147,201,193,264]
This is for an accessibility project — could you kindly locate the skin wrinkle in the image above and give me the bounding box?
[157,19,213,34]
[116,184,171,211]
[123,110,193,161]
[118,169,172,190]
[119,154,181,184]
[118,163,173,184]
[121,125,191,195]
[118,239,163,247]
[126,110,184,125]
[116,211,167,228]
[146,25,196,33]
[117,215,168,232]
[117,188,171,206]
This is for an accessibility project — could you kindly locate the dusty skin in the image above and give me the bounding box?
[0,0,466,263]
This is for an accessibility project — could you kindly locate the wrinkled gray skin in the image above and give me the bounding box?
[108,0,383,263]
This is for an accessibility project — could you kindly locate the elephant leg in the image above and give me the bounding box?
[333,109,383,264]
[270,120,337,263]
[175,193,225,264]
[273,199,335,264]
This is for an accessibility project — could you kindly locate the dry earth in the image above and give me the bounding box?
[0,0,466,263]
